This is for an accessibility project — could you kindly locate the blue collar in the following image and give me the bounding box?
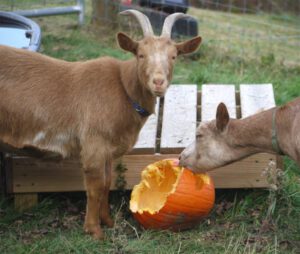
[129,98,151,118]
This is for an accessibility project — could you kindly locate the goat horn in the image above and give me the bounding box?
[119,9,154,37]
[161,13,189,38]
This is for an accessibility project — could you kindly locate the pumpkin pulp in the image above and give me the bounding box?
[130,159,210,215]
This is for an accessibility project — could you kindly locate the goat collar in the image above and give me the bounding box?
[129,98,151,118]
[271,108,284,155]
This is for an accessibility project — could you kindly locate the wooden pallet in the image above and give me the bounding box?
[3,84,281,210]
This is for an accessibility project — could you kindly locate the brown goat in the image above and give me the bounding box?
[0,10,201,239]
[179,97,300,172]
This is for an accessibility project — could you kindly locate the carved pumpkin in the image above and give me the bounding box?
[130,159,215,231]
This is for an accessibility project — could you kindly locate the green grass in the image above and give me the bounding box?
[189,7,300,66]
[1,1,300,253]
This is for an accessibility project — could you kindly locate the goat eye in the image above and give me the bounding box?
[138,54,144,59]
[172,56,176,60]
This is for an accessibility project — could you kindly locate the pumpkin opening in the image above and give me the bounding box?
[130,160,183,215]
[130,159,215,230]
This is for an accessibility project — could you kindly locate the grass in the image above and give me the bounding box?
[1,1,300,253]
[189,7,300,66]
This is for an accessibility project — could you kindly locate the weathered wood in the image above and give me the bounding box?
[201,84,237,121]
[9,154,178,193]
[132,98,160,154]
[14,193,38,211]
[160,85,197,154]
[9,152,276,192]
[240,84,275,118]
[209,153,276,188]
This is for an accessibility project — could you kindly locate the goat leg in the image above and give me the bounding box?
[99,159,114,228]
[83,167,105,240]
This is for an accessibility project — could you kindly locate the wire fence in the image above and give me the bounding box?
[191,0,300,14]
[1,0,300,65]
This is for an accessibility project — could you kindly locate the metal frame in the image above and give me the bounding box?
[0,11,41,51]
[13,0,85,25]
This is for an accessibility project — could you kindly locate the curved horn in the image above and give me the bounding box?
[161,13,189,38]
[119,9,154,37]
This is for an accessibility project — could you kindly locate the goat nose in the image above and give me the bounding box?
[153,78,164,87]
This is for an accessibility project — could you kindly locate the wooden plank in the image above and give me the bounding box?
[240,84,275,117]
[9,152,276,193]
[201,84,237,121]
[9,154,178,193]
[209,153,277,188]
[160,85,197,154]
[132,98,160,154]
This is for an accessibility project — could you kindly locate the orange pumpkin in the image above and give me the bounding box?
[130,158,215,231]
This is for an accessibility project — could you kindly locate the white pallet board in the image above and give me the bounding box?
[240,84,275,117]
[160,85,197,153]
[133,98,159,153]
[201,84,237,121]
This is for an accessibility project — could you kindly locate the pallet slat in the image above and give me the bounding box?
[132,98,160,154]
[240,84,275,117]
[9,154,178,193]
[201,84,237,121]
[209,153,275,188]
[160,85,197,154]
[9,153,275,193]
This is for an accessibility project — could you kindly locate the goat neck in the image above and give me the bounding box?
[120,58,156,116]
[228,109,276,154]
[275,98,300,160]
[229,107,285,155]
[230,98,300,160]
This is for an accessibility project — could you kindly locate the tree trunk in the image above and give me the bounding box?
[91,0,119,30]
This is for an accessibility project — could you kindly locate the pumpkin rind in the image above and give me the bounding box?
[130,159,215,231]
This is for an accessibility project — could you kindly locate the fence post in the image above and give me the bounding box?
[77,0,85,25]
[91,0,119,29]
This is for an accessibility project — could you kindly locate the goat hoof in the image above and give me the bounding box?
[84,224,104,240]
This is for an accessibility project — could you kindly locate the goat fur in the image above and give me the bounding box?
[0,28,201,239]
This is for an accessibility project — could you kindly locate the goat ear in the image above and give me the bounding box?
[117,32,138,55]
[216,103,229,132]
[176,36,202,55]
